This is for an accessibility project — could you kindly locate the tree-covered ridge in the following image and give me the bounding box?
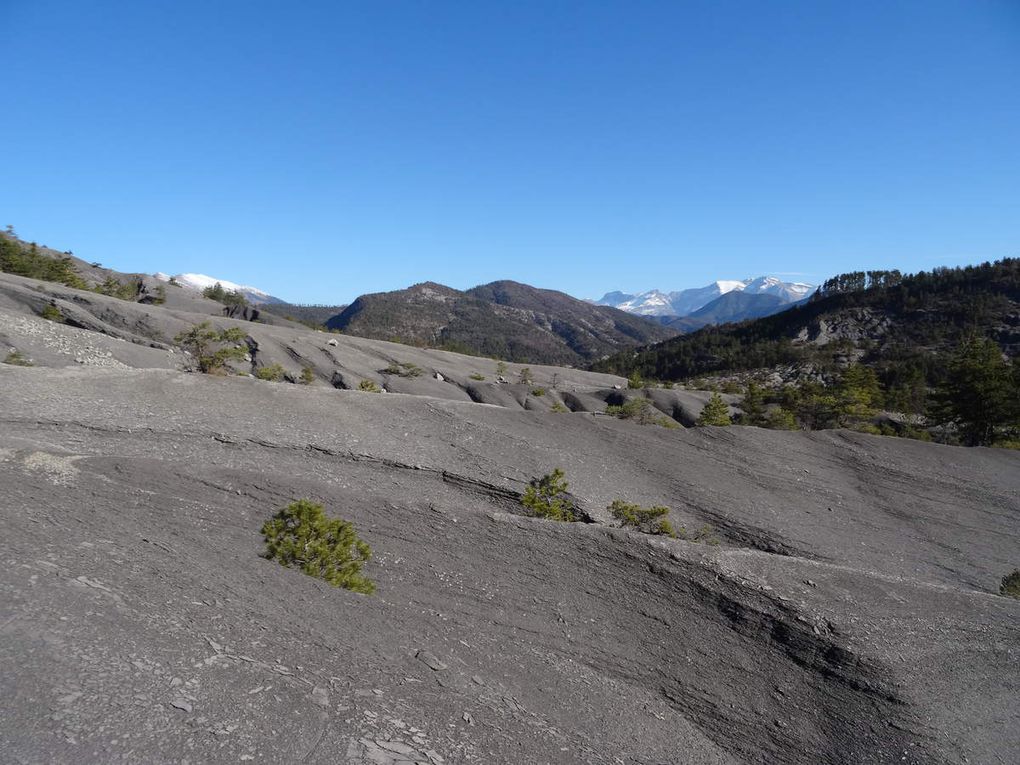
[326,280,676,366]
[1,230,160,303]
[593,258,1020,390]
[0,232,88,289]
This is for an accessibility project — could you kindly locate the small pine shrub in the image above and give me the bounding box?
[40,303,63,322]
[261,499,375,594]
[690,524,720,545]
[627,371,643,389]
[469,373,486,381]
[521,468,580,522]
[202,281,248,307]
[358,379,381,392]
[609,500,675,537]
[518,367,533,384]
[3,350,32,366]
[1001,569,1020,599]
[697,392,731,426]
[605,398,679,429]
[531,387,546,397]
[765,407,798,430]
[300,367,315,384]
[94,276,142,301]
[550,402,568,413]
[384,361,422,378]
[496,361,508,377]
[255,363,286,381]
[173,321,248,374]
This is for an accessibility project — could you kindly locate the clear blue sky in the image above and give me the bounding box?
[2,1,1018,304]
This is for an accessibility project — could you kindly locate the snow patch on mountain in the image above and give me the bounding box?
[593,276,815,317]
[154,273,283,304]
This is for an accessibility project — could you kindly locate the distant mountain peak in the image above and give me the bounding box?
[593,276,815,321]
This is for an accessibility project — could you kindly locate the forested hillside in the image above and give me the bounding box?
[595,259,1019,389]
[325,280,675,365]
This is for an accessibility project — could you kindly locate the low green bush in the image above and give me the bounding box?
[679,524,720,545]
[3,350,32,366]
[521,468,580,522]
[40,303,64,322]
[261,499,375,594]
[202,281,248,307]
[94,276,142,301]
[384,361,422,378]
[1001,569,1020,599]
[605,398,679,429]
[300,367,315,384]
[173,322,247,374]
[469,373,486,381]
[550,402,568,413]
[255,363,286,381]
[531,387,546,397]
[358,379,381,392]
[609,500,675,537]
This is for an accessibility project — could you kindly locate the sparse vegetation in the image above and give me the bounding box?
[173,322,247,374]
[518,367,533,384]
[300,367,315,384]
[202,281,249,307]
[261,499,375,594]
[1000,569,1020,599]
[550,402,568,413]
[521,468,580,522]
[358,379,381,392]
[40,303,64,322]
[469,373,486,381]
[685,524,721,545]
[697,392,731,426]
[3,350,32,366]
[496,360,508,377]
[609,500,675,537]
[255,363,286,381]
[0,236,88,289]
[627,371,643,389]
[384,361,423,378]
[605,398,679,428]
[94,276,142,301]
[531,387,546,397]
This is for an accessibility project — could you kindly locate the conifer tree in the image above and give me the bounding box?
[697,392,731,426]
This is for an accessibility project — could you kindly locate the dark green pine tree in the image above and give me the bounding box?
[697,392,732,426]
[930,336,1018,445]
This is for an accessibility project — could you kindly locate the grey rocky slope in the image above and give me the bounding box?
[0,269,711,419]
[0,269,1018,764]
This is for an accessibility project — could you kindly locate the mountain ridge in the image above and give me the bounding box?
[595,276,814,317]
[325,279,676,365]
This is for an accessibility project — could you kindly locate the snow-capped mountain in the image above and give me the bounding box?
[154,272,284,305]
[593,277,814,318]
